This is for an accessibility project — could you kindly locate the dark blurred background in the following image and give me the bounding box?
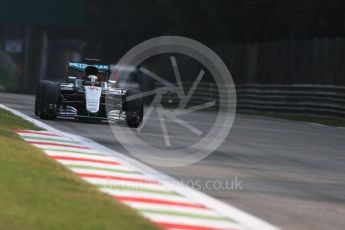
[1,0,345,117]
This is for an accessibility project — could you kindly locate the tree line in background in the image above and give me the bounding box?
[81,0,345,61]
[2,0,345,90]
[88,0,345,44]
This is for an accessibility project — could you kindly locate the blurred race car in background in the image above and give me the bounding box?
[34,59,143,128]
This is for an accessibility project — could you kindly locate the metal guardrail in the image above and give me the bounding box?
[157,83,345,118]
[236,84,345,118]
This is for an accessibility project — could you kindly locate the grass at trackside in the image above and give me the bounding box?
[242,111,345,127]
[0,108,160,230]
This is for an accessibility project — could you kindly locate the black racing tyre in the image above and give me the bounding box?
[37,80,60,120]
[125,89,144,128]
[34,81,45,116]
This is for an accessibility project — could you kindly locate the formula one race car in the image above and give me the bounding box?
[34,59,143,128]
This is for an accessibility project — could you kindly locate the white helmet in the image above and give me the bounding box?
[86,75,99,85]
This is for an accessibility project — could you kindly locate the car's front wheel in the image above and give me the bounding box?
[124,89,143,128]
[36,80,60,120]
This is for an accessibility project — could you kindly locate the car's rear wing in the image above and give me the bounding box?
[68,62,110,72]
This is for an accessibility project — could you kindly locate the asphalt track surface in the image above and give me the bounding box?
[1,92,345,230]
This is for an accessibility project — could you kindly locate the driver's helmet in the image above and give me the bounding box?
[85,75,99,86]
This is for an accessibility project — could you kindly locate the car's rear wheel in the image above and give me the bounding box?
[36,80,60,120]
[125,89,143,128]
[34,81,44,116]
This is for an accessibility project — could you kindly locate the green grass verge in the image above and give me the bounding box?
[0,108,160,230]
[242,111,345,127]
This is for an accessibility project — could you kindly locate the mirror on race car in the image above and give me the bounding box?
[108,80,116,89]
[67,76,77,83]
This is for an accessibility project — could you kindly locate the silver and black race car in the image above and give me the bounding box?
[34,59,143,128]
